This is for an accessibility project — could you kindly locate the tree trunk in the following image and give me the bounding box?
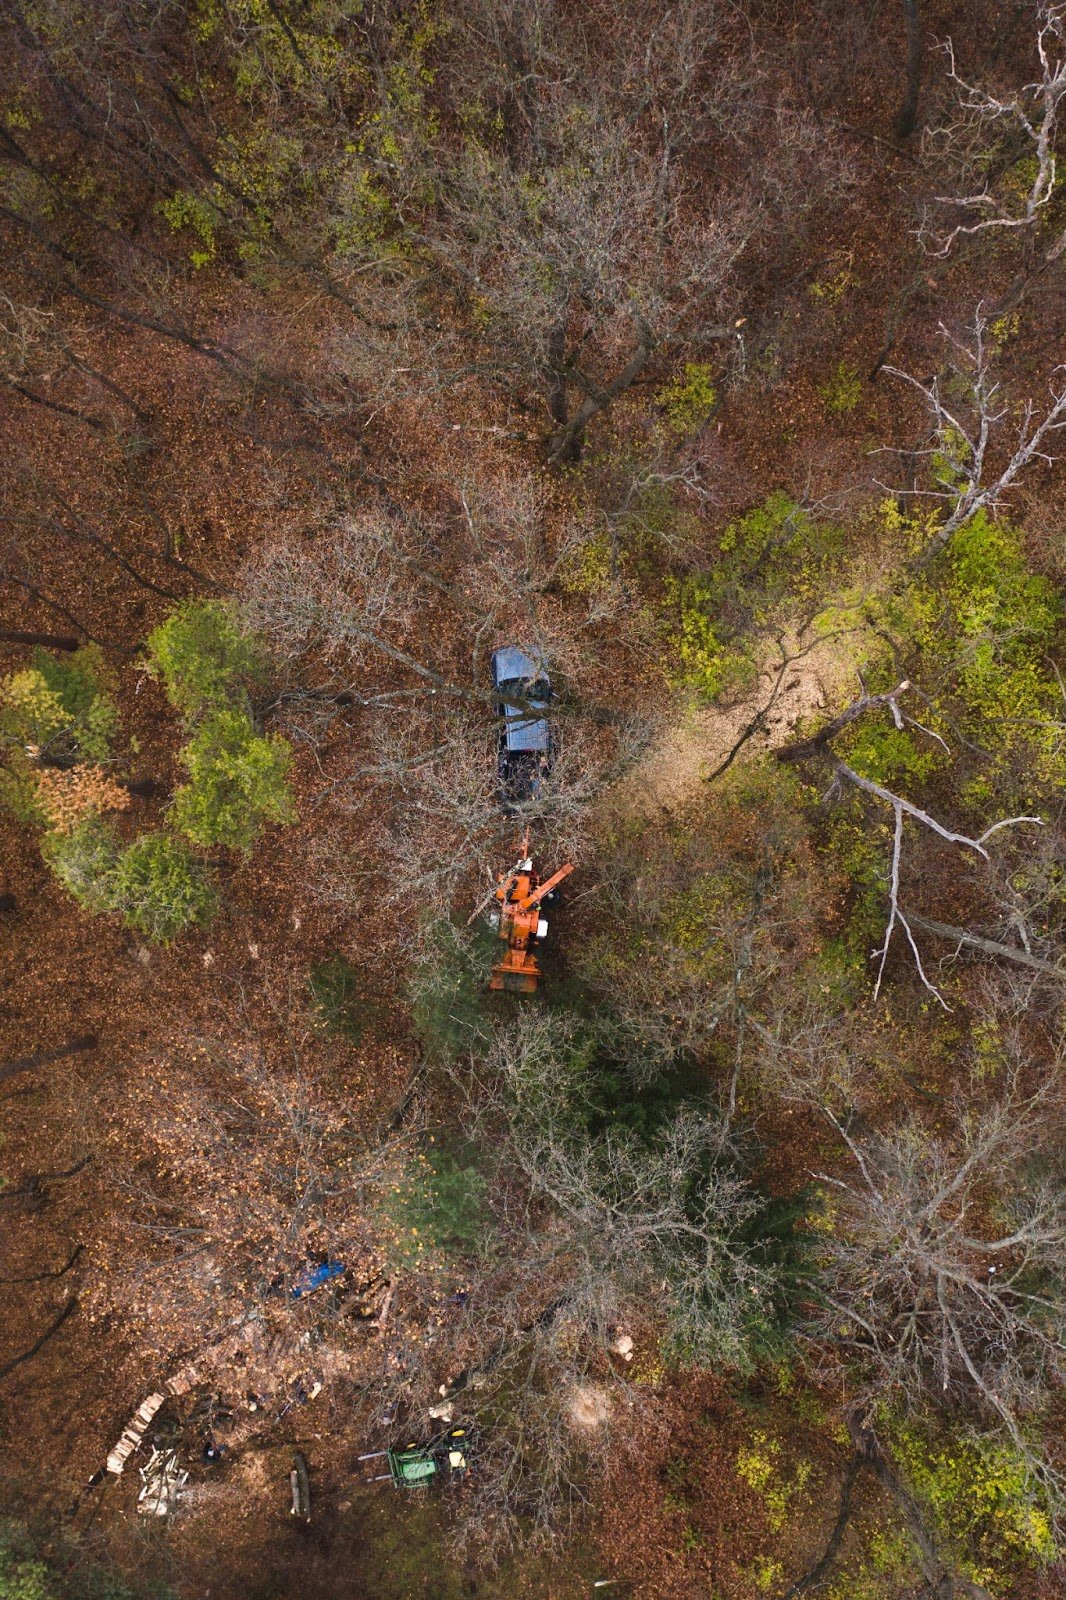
[894,0,922,140]
[547,337,656,464]
[2,376,105,430]
[0,574,103,645]
[546,323,569,427]
[0,1035,97,1085]
[0,628,80,651]
[781,1446,868,1597]
[0,1296,78,1383]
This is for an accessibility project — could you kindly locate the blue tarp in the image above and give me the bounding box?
[290,1260,345,1298]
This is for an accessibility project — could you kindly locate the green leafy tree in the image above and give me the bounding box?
[0,646,118,819]
[385,1141,488,1265]
[0,1517,175,1600]
[108,833,217,943]
[171,707,294,852]
[145,599,267,719]
[409,918,497,1062]
[0,1527,55,1600]
[43,822,215,941]
[41,815,120,913]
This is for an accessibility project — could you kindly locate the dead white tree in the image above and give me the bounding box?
[923,4,1066,258]
[833,758,1042,1009]
[882,307,1066,566]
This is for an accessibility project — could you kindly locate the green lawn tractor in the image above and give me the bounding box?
[358,1426,471,1489]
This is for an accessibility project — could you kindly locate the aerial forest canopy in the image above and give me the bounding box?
[0,3,1064,1598]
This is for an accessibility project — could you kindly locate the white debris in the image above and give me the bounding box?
[138,1448,188,1517]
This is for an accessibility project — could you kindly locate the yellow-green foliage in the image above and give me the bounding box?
[146,599,266,720]
[751,1556,784,1593]
[988,310,1021,348]
[560,524,617,597]
[838,718,938,788]
[823,1523,920,1600]
[0,646,116,763]
[159,190,220,269]
[172,707,295,853]
[584,758,811,1004]
[717,492,846,614]
[0,647,118,821]
[663,573,756,702]
[891,1421,1056,1587]
[181,2,440,266]
[667,864,758,959]
[657,362,718,433]
[161,128,307,268]
[882,508,1063,805]
[999,152,1063,215]
[735,1430,812,1534]
[818,361,862,416]
[109,832,218,943]
[192,0,350,94]
[809,252,855,305]
[1,669,69,750]
[662,493,846,702]
[562,474,700,599]
[0,1529,55,1600]
[331,4,442,255]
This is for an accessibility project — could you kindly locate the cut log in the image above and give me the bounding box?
[106,1391,166,1475]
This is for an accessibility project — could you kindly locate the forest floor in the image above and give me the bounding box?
[2,3,1065,1597]
[613,626,859,820]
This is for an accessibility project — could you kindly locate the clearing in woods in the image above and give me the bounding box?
[615,627,858,818]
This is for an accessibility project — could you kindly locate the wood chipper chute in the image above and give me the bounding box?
[486,833,573,994]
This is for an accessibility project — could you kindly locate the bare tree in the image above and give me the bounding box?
[239,511,473,710]
[409,1008,792,1554]
[423,1,853,458]
[806,1080,1066,1480]
[882,307,1066,566]
[922,4,1066,258]
[433,101,753,461]
[350,698,638,914]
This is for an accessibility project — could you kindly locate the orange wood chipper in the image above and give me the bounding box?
[487,836,573,994]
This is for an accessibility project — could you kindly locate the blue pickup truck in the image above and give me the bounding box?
[490,646,552,810]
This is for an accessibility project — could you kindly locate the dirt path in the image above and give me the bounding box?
[615,629,857,819]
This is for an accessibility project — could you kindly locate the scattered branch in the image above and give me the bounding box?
[834,759,1041,1007]
[881,308,1066,567]
[923,5,1066,258]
